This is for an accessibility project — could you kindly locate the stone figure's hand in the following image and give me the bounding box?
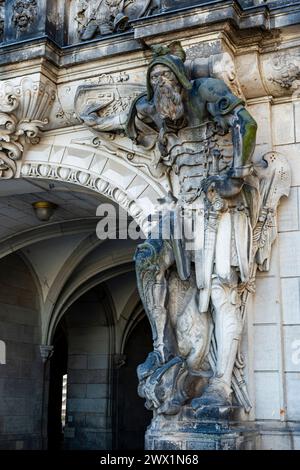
[227,165,253,179]
[202,174,244,200]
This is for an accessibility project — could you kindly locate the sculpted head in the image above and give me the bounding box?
[150,64,185,122]
[150,64,179,91]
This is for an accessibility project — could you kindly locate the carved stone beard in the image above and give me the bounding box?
[154,82,184,123]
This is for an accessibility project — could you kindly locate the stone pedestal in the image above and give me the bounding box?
[145,406,259,450]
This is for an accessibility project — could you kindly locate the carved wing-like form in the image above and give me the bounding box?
[254,151,291,271]
[75,82,168,180]
[225,151,291,412]
[75,83,145,118]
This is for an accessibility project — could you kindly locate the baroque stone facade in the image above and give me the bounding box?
[0,0,300,451]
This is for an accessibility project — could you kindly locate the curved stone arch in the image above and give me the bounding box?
[20,130,168,234]
[46,259,135,345]
[20,161,149,232]
[11,131,168,349]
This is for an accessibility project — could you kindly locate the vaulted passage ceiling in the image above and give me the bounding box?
[0,178,114,242]
[0,177,139,345]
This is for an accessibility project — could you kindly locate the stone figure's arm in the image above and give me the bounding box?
[223,105,257,179]
[199,78,257,177]
[126,94,159,150]
[198,78,257,197]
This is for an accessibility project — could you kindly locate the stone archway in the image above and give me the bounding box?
[19,126,168,233]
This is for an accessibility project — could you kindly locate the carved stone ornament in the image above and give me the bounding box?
[268,49,300,89]
[12,0,37,32]
[0,78,56,179]
[77,41,291,429]
[75,81,168,180]
[75,0,161,40]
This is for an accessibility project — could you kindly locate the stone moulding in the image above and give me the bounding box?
[20,161,149,232]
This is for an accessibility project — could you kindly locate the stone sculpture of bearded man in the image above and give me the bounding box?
[79,43,290,423]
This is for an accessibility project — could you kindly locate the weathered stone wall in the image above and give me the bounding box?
[0,253,43,450]
[245,96,300,448]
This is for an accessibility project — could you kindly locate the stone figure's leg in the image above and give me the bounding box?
[136,239,187,414]
[192,273,242,408]
[211,275,242,393]
[174,289,212,373]
[135,239,175,365]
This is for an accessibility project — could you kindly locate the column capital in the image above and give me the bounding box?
[40,345,54,363]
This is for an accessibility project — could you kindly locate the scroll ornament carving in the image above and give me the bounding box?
[268,50,300,89]
[12,0,37,32]
[0,94,46,178]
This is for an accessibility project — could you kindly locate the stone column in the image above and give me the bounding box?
[39,344,54,449]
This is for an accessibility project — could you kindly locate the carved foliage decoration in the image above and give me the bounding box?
[0,77,56,179]
[0,94,45,178]
[268,49,300,90]
[12,0,37,32]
